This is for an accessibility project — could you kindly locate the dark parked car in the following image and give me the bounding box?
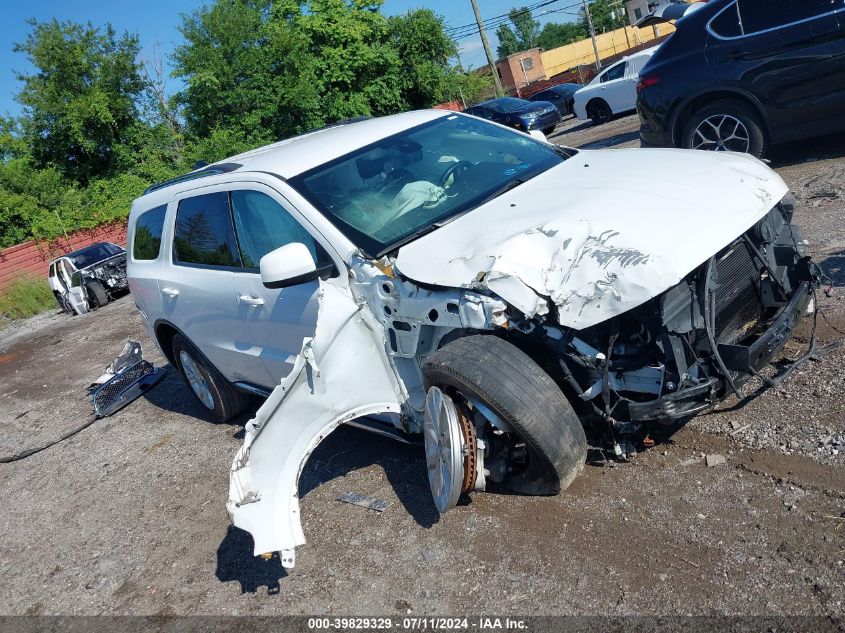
[637,0,845,158]
[464,97,561,135]
[528,83,582,117]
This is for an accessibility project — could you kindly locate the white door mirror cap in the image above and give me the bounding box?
[260,243,318,289]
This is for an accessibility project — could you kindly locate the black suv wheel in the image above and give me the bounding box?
[682,99,767,158]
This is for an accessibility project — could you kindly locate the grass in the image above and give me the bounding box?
[0,276,57,323]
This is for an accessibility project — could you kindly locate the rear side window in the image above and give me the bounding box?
[133,205,167,260]
[738,0,834,32]
[230,190,330,269]
[715,0,835,37]
[174,193,242,268]
[601,62,625,82]
[710,4,743,37]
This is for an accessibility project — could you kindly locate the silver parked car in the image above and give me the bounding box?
[127,110,815,568]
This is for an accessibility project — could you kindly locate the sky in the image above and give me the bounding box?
[0,0,580,118]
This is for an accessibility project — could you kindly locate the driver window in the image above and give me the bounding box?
[230,190,330,270]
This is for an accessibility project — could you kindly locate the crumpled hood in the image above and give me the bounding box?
[395,148,788,330]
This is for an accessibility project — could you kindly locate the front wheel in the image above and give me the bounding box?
[682,99,767,158]
[422,335,586,510]
[85,281,109,308]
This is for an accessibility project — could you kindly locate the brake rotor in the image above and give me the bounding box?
[455,400,478,494]
[423,387,476,513]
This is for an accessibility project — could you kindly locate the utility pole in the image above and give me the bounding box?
[610,0,631,50]
[470,0,504,95]
[582,0,602,72]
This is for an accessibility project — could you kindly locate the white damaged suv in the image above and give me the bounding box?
[127,110,815,568]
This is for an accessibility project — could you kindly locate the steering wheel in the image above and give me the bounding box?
[438,161,474,190]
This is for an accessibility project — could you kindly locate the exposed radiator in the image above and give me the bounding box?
[713,240,763,345]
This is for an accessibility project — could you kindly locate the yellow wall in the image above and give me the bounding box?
[540,23,676,79]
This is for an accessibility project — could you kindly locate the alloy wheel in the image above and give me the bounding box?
[423,386,465,513]
[692,114,750,153]
[179,350,215,410]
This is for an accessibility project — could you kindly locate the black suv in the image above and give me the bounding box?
[637,0,845,158]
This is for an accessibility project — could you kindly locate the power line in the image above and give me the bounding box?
[447,0,586,41]
[446,0,569,36]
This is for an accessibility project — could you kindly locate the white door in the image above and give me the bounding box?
[229,187,335,387]
[598,59,631,114]
[59,259,89,315]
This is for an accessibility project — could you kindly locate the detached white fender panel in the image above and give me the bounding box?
[227,282,404,568]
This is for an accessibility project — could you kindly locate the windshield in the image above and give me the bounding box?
[68,242,123,268]
[487,97,529,113]
[289,115,571,257]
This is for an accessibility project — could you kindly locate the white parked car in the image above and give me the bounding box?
[573,47,658,125]
[127,110,814,568]
[48,242,128,315]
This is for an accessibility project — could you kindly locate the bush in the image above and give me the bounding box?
[0,276,57,323]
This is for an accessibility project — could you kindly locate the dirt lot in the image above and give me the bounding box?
[1,116,844,616]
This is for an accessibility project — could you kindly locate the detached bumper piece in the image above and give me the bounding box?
[90,341,165,417]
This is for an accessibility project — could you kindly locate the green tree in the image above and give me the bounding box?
[537,21,587,50]
[495,6,540,58]
[581,0,622,34]
[13,20,145,184]
[174,0,455,145]
[389,9,458,109]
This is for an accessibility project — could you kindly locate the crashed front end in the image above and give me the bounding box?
[227,145,816,568]
[82,253,129,294]
[542,199,815,431]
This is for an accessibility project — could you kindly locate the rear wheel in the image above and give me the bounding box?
[172,333,251,423]
[85,281,109,308]
[422,335,586,511]
[587,99,612,125]
[682,99,767,158]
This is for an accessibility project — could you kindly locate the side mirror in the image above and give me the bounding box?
[260,243,318,289]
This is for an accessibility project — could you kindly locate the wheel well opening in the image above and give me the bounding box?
[674,91,767,145]
[155,322,178,364]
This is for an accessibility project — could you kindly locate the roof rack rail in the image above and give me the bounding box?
[143,162,243,195]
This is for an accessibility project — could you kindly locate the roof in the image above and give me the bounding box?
[143,110,450,199]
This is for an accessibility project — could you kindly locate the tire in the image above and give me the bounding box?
[171,333,251,423]
[682,99,767,158]
[422,335,587,496]
[85,281,109,308]
[587,99,612,125]
[542,125,557,136]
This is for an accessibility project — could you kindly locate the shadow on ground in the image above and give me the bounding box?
[216,525,285,594]
[819,251,844,287]
[300,426,438,529]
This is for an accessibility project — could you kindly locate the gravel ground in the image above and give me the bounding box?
[1,116,843,616]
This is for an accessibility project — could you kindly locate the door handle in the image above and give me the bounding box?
[238,294,265,307]
[161,287,180,297]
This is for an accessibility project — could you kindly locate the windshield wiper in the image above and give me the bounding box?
[476,177,527,207]
[376,223,444,258]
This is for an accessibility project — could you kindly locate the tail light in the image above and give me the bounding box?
[636,75,661,94]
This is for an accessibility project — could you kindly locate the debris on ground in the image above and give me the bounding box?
[705,454,727,467]
[337,491,390,512]
[90,341,165,417]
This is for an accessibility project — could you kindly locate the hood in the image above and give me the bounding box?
[513,101,555,115]
[394,148,788,330]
